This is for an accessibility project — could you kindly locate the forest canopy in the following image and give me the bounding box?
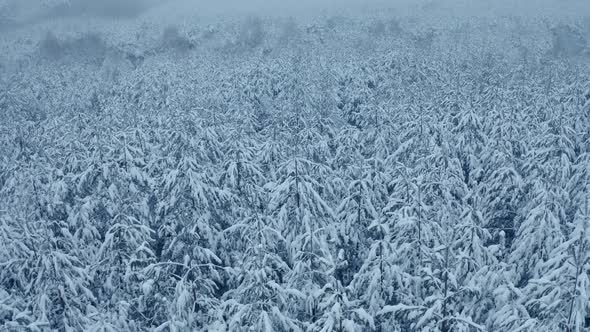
[1,1,590,331]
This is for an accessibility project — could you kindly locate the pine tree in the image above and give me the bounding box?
[524,192,590,331]
[349,214,412,332]
[510,179,566,287]
[214,213,303,331]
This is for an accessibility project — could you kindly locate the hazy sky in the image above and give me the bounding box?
[144,0,590,18]
[1,0,585,18]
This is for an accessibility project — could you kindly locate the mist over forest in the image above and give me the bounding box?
[1,0,590,331]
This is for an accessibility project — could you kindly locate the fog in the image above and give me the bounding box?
[2,0,589,24]
[0,0,588,86]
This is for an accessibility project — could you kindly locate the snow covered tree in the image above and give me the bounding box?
[334,165,378,286]
[214,213,302,331]
[523,191,590,331]
[0,216,96,330]
[510,179,566,287]
[308,280,374,332]
[267,156,335,324]
[349,215,413,332]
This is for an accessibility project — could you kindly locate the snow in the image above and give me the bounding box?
[1,4,590,332]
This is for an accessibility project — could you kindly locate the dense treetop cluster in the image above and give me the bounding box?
[1,12,590,332]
